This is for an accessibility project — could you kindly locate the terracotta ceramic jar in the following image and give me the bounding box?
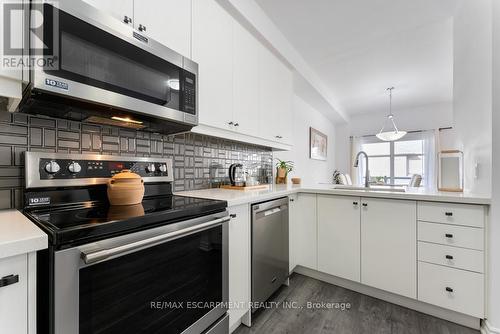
[107,170,145,205]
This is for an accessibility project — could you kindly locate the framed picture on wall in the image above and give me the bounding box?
[310,127,327,160]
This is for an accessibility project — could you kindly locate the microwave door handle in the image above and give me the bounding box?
[81,216,230,265]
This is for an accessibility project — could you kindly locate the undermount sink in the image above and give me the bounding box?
[332,185,407,193]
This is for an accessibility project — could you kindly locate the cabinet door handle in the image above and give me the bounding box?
[0,274,19,288]
[123,15,132,24]
[445,212,453,216]
[229,214,237,218]
[362,203,368,207]
[353,201,358,205]
[228,121,234,125]
[234,123,239,127]
[289,198,294,202]
[445,287,454,293]
[445,233,453,238]
[445,255,454,260]
[275,135,282,139]
[138,24,147,32]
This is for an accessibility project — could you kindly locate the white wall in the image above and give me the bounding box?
[334,123,351,174]
[453,0,492,196]
[488,0,500,331]
[275,95,336,184]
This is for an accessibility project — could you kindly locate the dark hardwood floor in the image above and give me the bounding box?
[235,273,479,334]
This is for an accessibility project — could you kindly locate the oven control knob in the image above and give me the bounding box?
[45,161,60,174]
[68,162,82,174]
[145,163,156,173]
[159,164,168,173]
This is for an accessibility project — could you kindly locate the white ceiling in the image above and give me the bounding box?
[255,0,460,117]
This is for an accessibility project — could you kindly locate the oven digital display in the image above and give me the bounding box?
[109,162,125,170]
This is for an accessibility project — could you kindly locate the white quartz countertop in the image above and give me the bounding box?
[0,210,48,259]
[175,184,491,207]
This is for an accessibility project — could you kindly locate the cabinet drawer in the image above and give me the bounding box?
[418,202,484,227]
[418,262,484,317]
[418,221,483,250]
[0,254,28,334]
[418,242,484,273]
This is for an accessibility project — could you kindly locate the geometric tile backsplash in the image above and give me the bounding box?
[0,110,273,209]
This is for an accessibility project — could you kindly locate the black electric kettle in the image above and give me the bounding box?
[228,163,245,186]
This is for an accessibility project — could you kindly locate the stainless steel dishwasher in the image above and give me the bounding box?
[251,197,289,311]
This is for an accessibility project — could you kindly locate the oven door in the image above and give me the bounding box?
[30,1,197,125]
[53,212,228,334]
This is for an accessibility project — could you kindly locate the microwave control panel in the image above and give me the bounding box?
[182,70,196,115]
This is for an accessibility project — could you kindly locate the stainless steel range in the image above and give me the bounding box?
[23,152,229,334]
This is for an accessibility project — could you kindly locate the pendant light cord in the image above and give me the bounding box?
[388,87,394,117]
[387,87,399,133]
[378,87,397,134]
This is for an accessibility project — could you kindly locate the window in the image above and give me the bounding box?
[359,138,425,185]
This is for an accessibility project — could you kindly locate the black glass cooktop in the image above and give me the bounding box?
[24,195,227,249]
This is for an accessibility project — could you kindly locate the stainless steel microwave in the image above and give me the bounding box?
[21,1,198,134]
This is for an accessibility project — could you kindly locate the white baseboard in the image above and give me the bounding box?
[482,320,500,334]
[293,266,481,330]
[230,310,251,333]
[229,318,241,333]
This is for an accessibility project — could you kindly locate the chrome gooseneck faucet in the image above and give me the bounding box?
[354,151,370,188]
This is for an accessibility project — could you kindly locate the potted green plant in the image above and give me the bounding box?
[275,159,294,184]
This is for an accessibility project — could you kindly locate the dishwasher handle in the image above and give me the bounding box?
[263,207,282,216]
[254,204,288,216]
[252,197,289,216]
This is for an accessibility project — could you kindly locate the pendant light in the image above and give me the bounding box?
[376,87,407,141]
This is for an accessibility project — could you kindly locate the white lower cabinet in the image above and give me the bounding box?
[416,201,485,318]
[317,195,360,282]
[0,254,28,334]
[418,221,484,250]
[290,195,487,319]
[289,193,317,271]
[228,204,251,329]
[418,242,484,273]
[360,198,417,299]
[418,262,484,318]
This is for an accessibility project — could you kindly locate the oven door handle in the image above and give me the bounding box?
[81,216,230,264]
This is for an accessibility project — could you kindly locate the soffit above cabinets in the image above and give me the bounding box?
[252,0,459,119]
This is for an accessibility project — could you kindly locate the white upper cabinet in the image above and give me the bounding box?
[360,198,417,299]
[133,0,192,57]
[232,21,260,137]
[83,0,134,25]
[258,46,293,145]
[273,57,293,144]
[258,46,279,142]
[0,0,24,110]
[192,0,233,130]
[84,0,191,57]
[84,0,294,149]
